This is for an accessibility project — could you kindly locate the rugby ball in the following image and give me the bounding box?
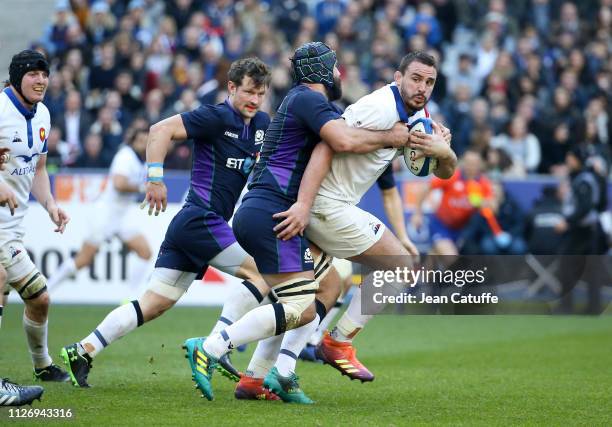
[404,118,438,177]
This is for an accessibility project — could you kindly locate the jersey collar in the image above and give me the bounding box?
[3,87,37,120]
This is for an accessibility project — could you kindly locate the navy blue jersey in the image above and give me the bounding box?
[247,85,341,203]
[180,100,270,220]
[376,164,396,190]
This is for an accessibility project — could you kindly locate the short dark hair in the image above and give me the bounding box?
[398,51,437,74]
[228,57,271,88]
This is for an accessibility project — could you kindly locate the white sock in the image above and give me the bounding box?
[210,281,264,335]
[275,314,319,377]
[47,257,77,290]
[23,314,52,368]
[330,287,372,343]
[308,298,344,345]
[204,303,280,358]
[246,334,283,378]
[80,300,143,358]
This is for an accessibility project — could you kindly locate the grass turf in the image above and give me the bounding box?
[1,305,611,426]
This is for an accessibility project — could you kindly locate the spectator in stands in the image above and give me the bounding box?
[86,1,117,45]
[491,115,541,176]
[461,182,527,255]
[411,150,494,257]
[54,90,92,165]
[90,107,123,161]
[74,133,112,168]
[524,185,566,255]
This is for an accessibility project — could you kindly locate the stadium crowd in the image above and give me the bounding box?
[31,0,610,178]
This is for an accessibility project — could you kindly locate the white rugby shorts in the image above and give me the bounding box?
[306,195,386,259]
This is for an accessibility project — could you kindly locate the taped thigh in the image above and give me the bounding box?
[272,277,318,329]
[313,251,334,283]
[11,268,47,300]
[147,267,197,301]
[208,242,248,276]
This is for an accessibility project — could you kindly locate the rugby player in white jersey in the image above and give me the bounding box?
[0,50,70,382]
[269,51,457,382]
[48,123,152,292]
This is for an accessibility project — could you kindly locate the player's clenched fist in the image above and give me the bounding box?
[385,122,411,148]
[140,181,167,216]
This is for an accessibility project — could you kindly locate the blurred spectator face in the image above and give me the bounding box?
[66,49,83,71]
[394,59,437,111]
[84,133,102,157]
[98,107,115,127]
[565,151,581,172]
[509,116,527,139]
[454,84,472,103]
[553,123,570,147]
[115,72,133,94]
[560,70,578,93]
[145,89,164,112]
[471,98,489,123]
[105,91,122,110]
[101,43,116,66]
[179,89,197,109]
[176,0,192,10]
[462,151,483,179]
[65,90,81,112]
[458,55,473,72]
[568,49,585,73]
[553,87,570,109]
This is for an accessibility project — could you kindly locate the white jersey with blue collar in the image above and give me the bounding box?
[317,83,428,205]
[0,87,50,235]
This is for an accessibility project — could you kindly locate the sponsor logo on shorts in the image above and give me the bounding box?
[304,248,313,263]
[9,246,21,259]
[369,222,381,235]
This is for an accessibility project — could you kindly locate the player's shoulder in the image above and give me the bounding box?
[253,111,271,127]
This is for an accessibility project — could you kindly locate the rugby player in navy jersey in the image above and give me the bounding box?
[184,42,411,403]
[59,58,275,391]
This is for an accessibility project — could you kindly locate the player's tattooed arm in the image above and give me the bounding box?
[320,120,410,154]
[273,142,334,240]
[32,154,69,233]
[141,115,187,216]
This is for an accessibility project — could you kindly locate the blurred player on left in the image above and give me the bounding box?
[0,50,70,382]
[47,124,151,293]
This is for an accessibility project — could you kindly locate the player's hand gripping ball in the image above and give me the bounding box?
[404,118,438,176]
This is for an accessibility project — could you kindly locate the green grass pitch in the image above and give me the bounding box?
[1,305,611,426]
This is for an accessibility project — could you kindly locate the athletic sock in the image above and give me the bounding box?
[203,303,285,358]
[275,314,320,377]
[47,258,77,290]
[210,280,263,335]
[79,300,144,358]
[330,287,372,343]
[23,314,52,368]
[246,334,283,379]
[308,297,344,345]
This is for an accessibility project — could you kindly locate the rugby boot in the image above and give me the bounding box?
[234,376,280,401]
[316,331,374,382]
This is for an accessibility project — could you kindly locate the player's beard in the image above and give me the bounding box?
[400,86,427,113]
[325,75,343,101]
